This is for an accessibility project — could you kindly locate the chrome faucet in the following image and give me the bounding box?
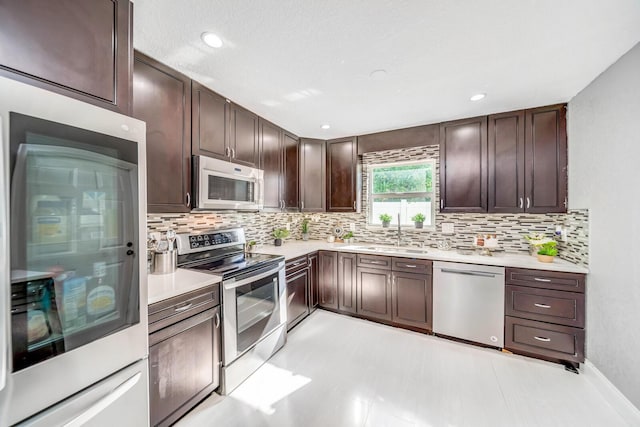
[396,213,402,247]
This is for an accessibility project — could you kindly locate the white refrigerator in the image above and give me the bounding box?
[0,76,149,426]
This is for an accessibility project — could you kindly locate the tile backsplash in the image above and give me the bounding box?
[148,145,589,267]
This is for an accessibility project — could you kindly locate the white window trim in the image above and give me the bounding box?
[367,159,436,231]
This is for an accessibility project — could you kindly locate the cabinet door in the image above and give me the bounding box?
[327,137,358,212]
[357,267,392,321]
[392,271,432,330]
[318,251,338,310]
[149,307,218,427]
[229,103,258,167]
[300,138,326,212]
[286,268,310,331]
[488,110,525,213]
[283,131,300,210]
[524,104,567,213]
[337,252,357,314]
[133,52,192,213]
[309,252,319,309]
[0,0,132,114]
[439,116,488,212]
[259,118,283,211]
[192,81,229,159]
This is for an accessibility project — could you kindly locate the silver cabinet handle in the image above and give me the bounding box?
[214,312,220,329]
[534,277,551,282]
[174,302,193,312]
[353,200,356,210]
[231,148,236,158]
[403,264,417,268]
[301,200,304,210]
[186,192,191,208]
[225,147,230,156]
[368,260,385,265]
[64,372,142,427]
[534,303,551,309]
[534,336,551,342]
[440,199,444,210]
[519,197,523,209]
[526,197,531,208]
[289,261,306,267]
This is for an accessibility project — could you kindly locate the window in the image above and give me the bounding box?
[368,160,435,227]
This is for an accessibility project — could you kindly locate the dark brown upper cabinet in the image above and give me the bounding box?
[524,104,567,213]
[300,139,326,212]
[0,0,132,114]
[191,83,258,167]
[259,118,283,211]
[488,104,567,213]
[326,137,359,212]
[133,52,192,213]
[439,116,488,213]
[283,132,300,211]
[488,110,526,213]
[228,102,259,167]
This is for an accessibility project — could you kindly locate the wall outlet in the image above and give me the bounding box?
[442,222,455,234]
[349,223,356,232]
[285,222,290,231]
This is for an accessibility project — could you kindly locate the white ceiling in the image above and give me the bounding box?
[133,0,640,139]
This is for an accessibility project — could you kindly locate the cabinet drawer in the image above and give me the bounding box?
[392,257,432,274]
[505,316,584,363]
[149,284,220,333]
[506,285,584,328]
[357,254,391,270]
[506,268,585,293]
[286,255,309,275]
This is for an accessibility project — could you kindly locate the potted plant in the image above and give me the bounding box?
[411,213,426,229]
[246,240,257,252]
[379,213,392,228]
[272,228,290,247]
[343,231,354,244]
[524,233,553,256]
[301,218,310,241]
[537,241,558,263]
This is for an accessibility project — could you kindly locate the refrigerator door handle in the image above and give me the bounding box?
[63,372,142,427]
[0,118,6,392]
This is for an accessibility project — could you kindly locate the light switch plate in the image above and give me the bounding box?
[442,223,455,234]
[349,223,356,232]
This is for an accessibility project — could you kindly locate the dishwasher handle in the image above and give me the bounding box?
[439,268,498,278]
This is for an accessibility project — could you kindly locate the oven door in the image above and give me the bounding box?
[222,261,286,364]
[195,155,263,211]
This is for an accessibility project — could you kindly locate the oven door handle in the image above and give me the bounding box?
[223,262,284,290]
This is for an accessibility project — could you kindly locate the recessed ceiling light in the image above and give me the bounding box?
[321,124,331,130]
[201,32,223,48]
[470,93,486,101]
[369,69,387,80]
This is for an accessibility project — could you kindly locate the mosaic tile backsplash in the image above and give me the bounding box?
[148,145,589,267]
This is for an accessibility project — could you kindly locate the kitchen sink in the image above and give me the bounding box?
[342,245,428,255]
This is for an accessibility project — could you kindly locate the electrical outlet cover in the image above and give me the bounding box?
[349,223,356,232]
[442,223,454,234]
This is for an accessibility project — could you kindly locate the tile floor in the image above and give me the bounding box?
[177,310,632,427]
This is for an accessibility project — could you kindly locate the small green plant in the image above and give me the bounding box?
[248,240,256,247]
[379,213,392,223]
[272,228,290,239]
[343,231,354,239]
[537,241,558,256]
[301,218,310,234]
[411,213,426,223]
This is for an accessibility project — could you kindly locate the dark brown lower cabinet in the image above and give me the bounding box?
[318,251,338,310]
[357,267,392,321]
[392,270,432,330]
[148,285,221,427]
[309,252,319,309]
[337,252,357,313]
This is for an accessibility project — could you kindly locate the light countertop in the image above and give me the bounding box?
[147,268,222,305]
[253,240,589,274]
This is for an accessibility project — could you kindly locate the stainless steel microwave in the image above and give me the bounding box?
[193,155,264,211]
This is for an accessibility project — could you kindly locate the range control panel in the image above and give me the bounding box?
[189,231,238,249]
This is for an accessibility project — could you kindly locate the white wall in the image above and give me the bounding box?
[568,42,640,408]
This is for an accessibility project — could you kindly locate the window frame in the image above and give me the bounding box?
[367,159,436,230]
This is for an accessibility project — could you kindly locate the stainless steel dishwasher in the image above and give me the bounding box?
[433,261,505,347]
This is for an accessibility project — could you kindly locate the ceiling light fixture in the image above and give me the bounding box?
[201,32,223,48]
[470,93,486,101]
[321,124,331,130]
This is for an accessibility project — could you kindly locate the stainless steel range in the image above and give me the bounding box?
[175,229,286,394]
